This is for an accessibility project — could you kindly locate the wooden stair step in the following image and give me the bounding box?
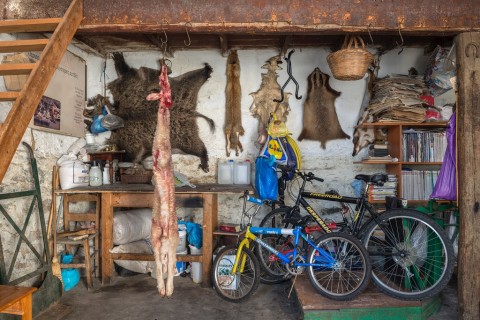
[0,92,20,101]
[0,63,36,76]
[0,18,62,33]
[0,39,49,53]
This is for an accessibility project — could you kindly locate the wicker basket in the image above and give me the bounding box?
[327,35,373,81]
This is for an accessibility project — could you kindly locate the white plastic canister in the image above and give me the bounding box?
[189,245,202,283]
[234,160,251,184]
[176,224,187,253]
[58,160,90,190]
[217,160,234,184]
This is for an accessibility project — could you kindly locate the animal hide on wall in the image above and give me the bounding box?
[224,50,244,156]
[298,68,350,148]
[103,53,214,172]
[249,55,291,145]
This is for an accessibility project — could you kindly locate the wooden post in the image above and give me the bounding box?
[456,31,480,320]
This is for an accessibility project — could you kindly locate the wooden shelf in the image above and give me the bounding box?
[356,121,448,128]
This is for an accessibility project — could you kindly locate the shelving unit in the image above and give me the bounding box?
[355,121,448,202]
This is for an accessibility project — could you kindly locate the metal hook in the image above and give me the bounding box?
[465,42,479,58]
[160,20,168,46]
[184,22,192,46]
[273,49,302,103]
[367,23,374,46]
[395,23,404,54]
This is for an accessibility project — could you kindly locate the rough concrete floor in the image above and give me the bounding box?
[36,273,458,320]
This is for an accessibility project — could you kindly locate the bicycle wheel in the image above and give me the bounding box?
[257,208,296,283]
[212,245,260,302]
[307,232,371,301]
[362,209,455,300]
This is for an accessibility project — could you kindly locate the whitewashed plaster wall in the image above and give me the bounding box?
[0,38,452,279]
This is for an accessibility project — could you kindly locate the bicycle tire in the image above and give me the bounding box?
[307,232,371,301]
[362,208,455,300]
[212,245,260,303]
[257,208,296,283]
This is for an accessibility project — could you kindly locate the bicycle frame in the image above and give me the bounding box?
[231,225,336,274]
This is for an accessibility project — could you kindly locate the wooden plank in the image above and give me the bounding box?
[110,253,202,263]
[0,92,19,101]
[0,39,49,53]
[201,193,216,288]
[101,191,114,286]
[0,63,35,76]
[456,31,480,320]
[0,0,83,184]
[0,18,62,33]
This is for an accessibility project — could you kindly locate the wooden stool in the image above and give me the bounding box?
[0,285,37,320]
[54,193,100,290]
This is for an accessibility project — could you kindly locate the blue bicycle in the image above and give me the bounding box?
[212,224,371,302]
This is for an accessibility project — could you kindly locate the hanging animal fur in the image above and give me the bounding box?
[224,50,244,156]
[298,68,350,148]
[249,55,291,145]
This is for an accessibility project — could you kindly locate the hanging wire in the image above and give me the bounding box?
[184,22,192,46]
[395,22,404,55]
[367,23,374,46]
[100,58,108,97]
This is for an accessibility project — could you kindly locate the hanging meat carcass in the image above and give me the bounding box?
[146,63,179,297]
[298,68,350,148]
[105,53,214,172]
[249,55,291,145]
[224,50,245,157]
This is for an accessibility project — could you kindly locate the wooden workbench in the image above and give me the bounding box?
[55,183,253,288]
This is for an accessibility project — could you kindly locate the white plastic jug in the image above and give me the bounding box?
[234,160,251,184]
[89,161,103,187]
[218,160,234,184]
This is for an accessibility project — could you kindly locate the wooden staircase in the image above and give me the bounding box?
[0,0,82,184]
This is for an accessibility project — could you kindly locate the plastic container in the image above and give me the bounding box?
[58,160,90,190]
[89,161,103,186]
[189,245,203,283]
[176,225,187,253]
[103,163,111,185]
[176,249,188,275]
[218,160,234,184]
[234,160,251,184]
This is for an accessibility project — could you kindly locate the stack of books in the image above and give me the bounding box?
[369,143,389,157]
[368,174,398,202]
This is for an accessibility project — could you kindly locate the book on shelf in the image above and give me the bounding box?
[219,223,241,233]
[363,155,393,162]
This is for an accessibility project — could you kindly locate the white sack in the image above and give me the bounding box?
[113,208,152,245]
[111,240,154,274]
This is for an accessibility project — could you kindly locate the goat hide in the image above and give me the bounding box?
[298,68,350,148]
[105,53,214,172]
[225,50,244,157]
[249,55,291,144]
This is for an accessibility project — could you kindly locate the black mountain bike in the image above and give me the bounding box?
[258,170,455,301]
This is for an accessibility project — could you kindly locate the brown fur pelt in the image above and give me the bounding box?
[105,53,215,171]
[298,68,350,148]
[224,50,244,157]
[249,55,291,145]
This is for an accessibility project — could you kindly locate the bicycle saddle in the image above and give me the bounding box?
[355,173,388,185]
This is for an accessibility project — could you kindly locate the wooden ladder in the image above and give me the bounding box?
[0,0,83,184]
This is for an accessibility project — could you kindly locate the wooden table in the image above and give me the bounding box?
[0,285,37,320]
[55,183,253,288]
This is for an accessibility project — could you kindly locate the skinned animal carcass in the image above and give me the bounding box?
[225,50,245,157]
[249,55,291,145]
[106,53,214,172]
[147,63,179,297]
[298,68,350,148]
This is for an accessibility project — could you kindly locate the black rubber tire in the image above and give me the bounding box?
[212,245,260,303]
[307,232,371,301]
[362,208,455,300]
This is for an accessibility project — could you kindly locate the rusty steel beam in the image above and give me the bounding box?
[77,0,480,35]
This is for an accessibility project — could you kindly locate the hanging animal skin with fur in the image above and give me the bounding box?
[298,68,350,148]
[249,55,291,145]
[104,53,214,172]
[224,50,244,157]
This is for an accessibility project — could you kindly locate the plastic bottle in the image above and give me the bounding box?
[103,162,111,185]
[218,160,234,184]
[234,160,251,184]
[89,161,103,186]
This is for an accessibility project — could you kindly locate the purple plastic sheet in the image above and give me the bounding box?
[430,113,457,200]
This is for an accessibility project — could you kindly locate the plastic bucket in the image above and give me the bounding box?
[176,225,187,253]
[189,245,202,283]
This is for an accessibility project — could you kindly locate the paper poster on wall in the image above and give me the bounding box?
[27,50,86,137]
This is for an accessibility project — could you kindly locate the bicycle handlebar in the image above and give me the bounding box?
[277,165,324,183]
